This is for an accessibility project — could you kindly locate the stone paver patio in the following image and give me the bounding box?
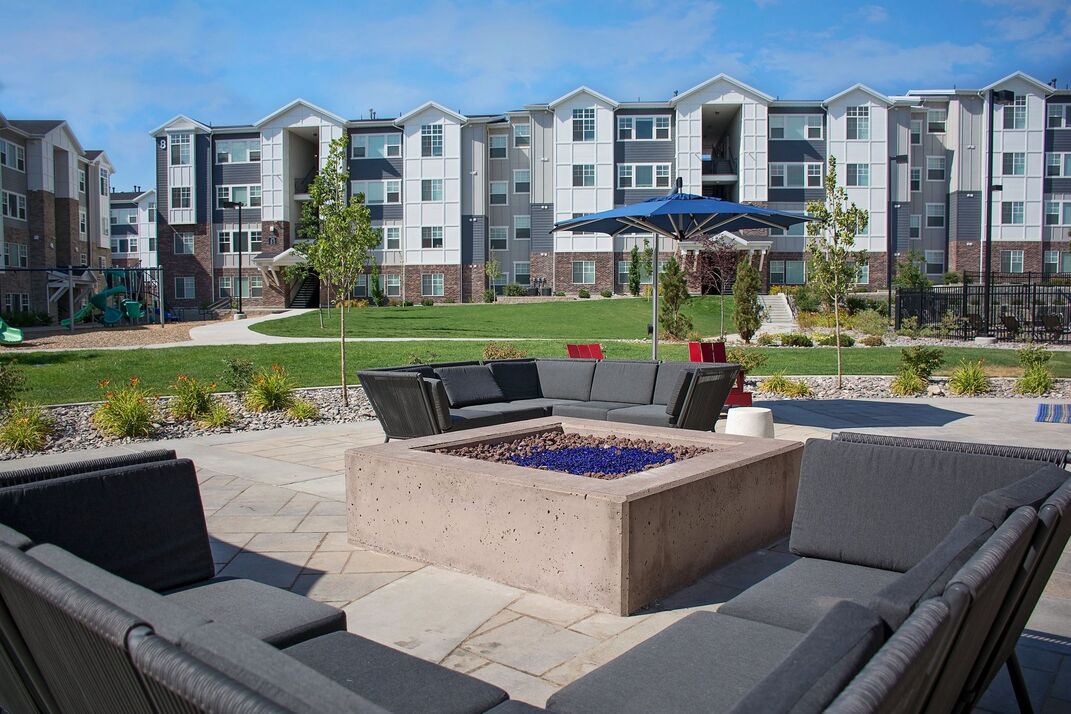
[5,396,1070,710]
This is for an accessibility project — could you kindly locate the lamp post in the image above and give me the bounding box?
[221,200,245,318]
[981,88,1016,339]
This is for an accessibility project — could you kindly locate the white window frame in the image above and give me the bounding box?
[571,260,595,285]
[926,156,946,182]
[846,105,870,140]
[382,226,401,250]
[489,226,508,251]
[910,119,922,145]
[421,272,444,297]
[420,178,444,202]
[856,260,870,285]
[79,208,87,235]
[512,123,530,147]
[1001,201,1025,225]
[488,134,508,159]
[617,115,671,141]
[910,167,921,192]
[1,191,27,220]
[99,169,109,196]
[171,186,191,209]
[218,275,263,299]
[216,229,262,254]
[769,162,823,188]
[909,214,921,239]
[1004,95,1027,130]
[572,108,596,142]
[1048,104,1070,129]
[572,164,595,187]
[385,273,401,297]
[216,185,261,209]
[513,261,531,285]
[421,226,443,248]
[923,250,945,275]
[1002,152,1026,176]
[78,168,86,193]
[617,163,672,189]
[845,163,870,187]
[489,181,508,205]
[350,180,401,205]
[1000,249,1025,273]
[169,133,191,166]
[1045,152,1071,178]
[215,138,261,164]
[0,139,25,172]
[513,169,530,194]
[925,203,945,228]
[927,109,947,133]
[174,276,195,300]
[174,232,195,254]
[351,133,401,160]
[769,114,823,141]
[1045,200,1060,226]
[2,294,30,313]
[514,215,531,240]
[420,124,443,157]
[2,243,28,269]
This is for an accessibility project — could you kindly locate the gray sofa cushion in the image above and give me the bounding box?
[449,408,507,430]
[285,630,509,714]
[0,523,31,550]
[462,401,550,421]
[589,361,658,404]
[970,464,1068,526]
[867,514,993,631]
[789,439,1044,572]
[535,359,597,401]
[551,401,636,421]
[606,404,676,428]
[653,362,698,406]
[487,360,542,400]
[546,610,803,714]
[435,365,506,407]
[718,557,900,633]
[0,449,176,489]
[664,369,695,418]
[727,601,886,714]
[424,378,453,432]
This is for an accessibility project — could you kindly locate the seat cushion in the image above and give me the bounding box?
[165,577,346,649]
[285,631,508,714]
[487,360,542,400]
[606,404,676,428]
[463,401,550,421]
[435,365,506,407]
[718,557,901,633]
[551,401,636,421]
[589,361,658,404]
[653,362,698,405]
[546,610,803,714]
[664,369,695,418]
[449,408,507,430]
[970,464,1068,526]
[423,378,453,432]
[535,360,597,401]
[0,523,31,550]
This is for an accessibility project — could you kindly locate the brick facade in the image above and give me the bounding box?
[554,251,614,295]
[948,240,1045,277]
[0,226,34,316]
[460,263,484,303]
[403,264,462,303]
[865,251,889,289]
[529,251,554,292]
[159,223,213,307]
[54,197,82,266]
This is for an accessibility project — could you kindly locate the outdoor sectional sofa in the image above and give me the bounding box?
[546,435,1071,714]
[0,450,537,714]
[358,358,740,441]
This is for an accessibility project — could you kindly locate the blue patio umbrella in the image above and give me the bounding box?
[552,179,813,358]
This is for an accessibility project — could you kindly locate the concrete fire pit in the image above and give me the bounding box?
[346,417,803,614]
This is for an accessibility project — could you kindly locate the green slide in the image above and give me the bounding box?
[59,286,128,328]
[0,318,23,345]
[59,303,93,328]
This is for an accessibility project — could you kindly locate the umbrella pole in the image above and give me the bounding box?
[651,232,659,360]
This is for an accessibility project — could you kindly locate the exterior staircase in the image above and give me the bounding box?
[290,274,320,308]
[756,293,798,335]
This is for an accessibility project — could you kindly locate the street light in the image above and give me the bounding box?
[981,88,1016,339]
[221,200,245,318]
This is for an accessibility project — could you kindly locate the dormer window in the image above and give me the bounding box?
[170,133,191,165]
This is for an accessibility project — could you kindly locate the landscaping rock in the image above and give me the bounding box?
[754,375,1071,401]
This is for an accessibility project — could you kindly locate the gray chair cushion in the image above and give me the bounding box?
[285,630,509,714]
[487,702,549,712]
[790,439,1044,572]
[424,378,453,432]
[546,610,804,714]
[606,404,676,428]
[0,523,31,550]
[535,360,597,401]
[487,360,542,400]
[165,577,346,649]
[507,398,582,410]
[718,557,901,633]
[727,601,886,714]
[463,401,550,421]
[867,514,994,631]
[664,369,695,418]
[970,464,1068,526]
[653,362,698,406]
[551,401,636,421]
[450,407,507,430]
[435,365,506,407]
[589,361,658,404]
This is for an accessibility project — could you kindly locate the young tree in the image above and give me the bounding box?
[682,233,738,295]
[733,256,762,343]
[368,257,385,307]
[893,251,934,290]
[805,156,869,388]
[627,245,642,296]
[658,257,693,339]
[295,135,381,406]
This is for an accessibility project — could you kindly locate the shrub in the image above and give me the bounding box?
[420,298,435,307]
[943,271,961,285]
[758,372,791,394]
[600,290,613,298]
[657,257,692,339]
[726,347,768,374]
[1017,345,1052,369]
[937,311,964,338]
[733,258,762,342]
[483,342,528,361]
[900,346,944,379]
[0,402,53,452]
[92,377,157,438]
[335,299,368,308]
[444,298,456,304]
[245,365,295,412]
[287,398,320,421]
[859,334,884,347]
[505,284,526,297]
[2,310,51,328]
[0,361,25,408]
[169,375,216,421]
[222,358,254,396]
[756,333,776,346]
[402,300,414,307]
[554,291,566,297]
[890,370,927,396]
[405,350,440,365]
[482,289,496,303]
[782,380,813,398]
[780,333,814,347]
[1015,364,1054,396]
[896,316,922,338]
[845,296,888,314]
[199,401,233,428]
[853,309,888,337]
[791,284,822,312]
[947,360,990,396]
[577,289,591,299]
[815,332,855,347]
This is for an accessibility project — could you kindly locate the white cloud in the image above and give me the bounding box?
[856,5,889,24]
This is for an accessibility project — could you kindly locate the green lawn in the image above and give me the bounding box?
[10,343,1067,405]
[250,296,735,340]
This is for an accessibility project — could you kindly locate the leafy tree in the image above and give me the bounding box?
[805,156,869,388]
[657,257,692,339]
[628,245,642,296]
[893,251,934,290]
[732,257,762,343]
[484,257,502,292]
[368,257,385,307]
[295,135,381,406]
[682,233,738,295]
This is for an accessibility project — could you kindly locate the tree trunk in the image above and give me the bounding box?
[340,295,348,406]
[833,298,843,390]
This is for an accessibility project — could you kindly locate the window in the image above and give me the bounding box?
[421,179,444,202]
[489,226,508,250]
[572,164,595,187]
[79,208,87,235]
[421,273,444,296]
[909,214,921,239]
[489,181,508,205]
[421,226,443,248]
[350,180,401,204]
[846,105,870,140]
[218,276,263,299]
[769,162,823,188]
[1045,152,1071,177]
[572,108,595,142]
[618,163,671,189]
[1003,94,1027,130]
[385,274,401,297]
[513,169,530,193]
[572,260,595,284]
[99,169,109,196]
[3,243,28,269]
[926,156,946,181]
[514,215,531,239]
[352,275,368,298]
[618,115,671,141]
[925,203,945,228]
[382,226,401,250]
[2,294,29,313]
[514,261,531,285]
[421,124,443,157]
[513,123,530,147]
[111,237,138,254]
[170,133,191,165]
[769,221,806,237]
[1001,201,1025,225]
[78,168,86,193]
[174,276,195,300]
[924,251,945,275]
[846,163,869,187]
[217,230,262,253]
[172,232,194,254]
[215,139,260,163]
[1046,201,1060,226]
[148,202,156,221]
[216,185,261,209]
[110,214,118,226]
[1,191,26,220]
[998,250,1025,274]
[492,272,509,288]
[910,167,921,192]
[0,140,25,171]
[769,260,806,285]
[856,260,869,285]
[1044,250,1071,274]
[1048,104,1071,129]
[351,134,401,159]
[489,134,508,159]
[927,109,947,133]
[1002,152,1026,176]
[910,119,922,145]
[769,114,823,141]
[171,186,191,209]
[102,216,109,237]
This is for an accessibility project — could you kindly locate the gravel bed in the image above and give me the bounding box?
[10,321,221,350]
[751,376,1071,401]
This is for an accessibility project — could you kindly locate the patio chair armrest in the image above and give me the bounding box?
[0,449,177,489]
[831,433,1068,468]
[358,370,443,440]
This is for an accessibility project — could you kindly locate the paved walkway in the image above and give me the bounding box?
[3,400,1069,710]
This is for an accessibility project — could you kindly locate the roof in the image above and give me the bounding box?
[396,101,467,124]
[8,120,65,135]
[149,114,213,136]
[548,86,619,109]
[824,84,892,106]
[254,99,347,127]
[981,71,1054,95]
[671,74,775,105]
[110,189,153,202]
[86,150,115,171]
[84,150,103,160]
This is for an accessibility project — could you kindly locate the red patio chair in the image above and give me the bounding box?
[688,341,752,407]
[572,343,604,360]
[566,344,581,358]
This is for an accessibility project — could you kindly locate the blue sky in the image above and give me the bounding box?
[2,0,1068,189]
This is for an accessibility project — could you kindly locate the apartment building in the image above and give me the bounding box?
[0,113,113,318]
[151,70,1070,309]
[109,187,158,269]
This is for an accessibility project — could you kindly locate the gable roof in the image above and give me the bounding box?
[396,100,467,124]
[548,86,619,109]
[110,188,154,203]
[671,74,774,105]
[254,98,347,127]
[8,120,65,135]
[150,114,212,136]
[824,83,892,106]
[981,71,1054,95]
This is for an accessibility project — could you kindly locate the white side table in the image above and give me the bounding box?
[724,407,775,438]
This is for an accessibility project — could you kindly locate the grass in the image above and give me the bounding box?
[9,343,1071,406]
[251,296,735,340]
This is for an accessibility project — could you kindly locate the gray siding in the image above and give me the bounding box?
[949,191,981,242]
[462,215,485,263]
[156,138,169,217]
[196,134,211,225]
[890,203,911,253]
[1047,131,1071,152]
[1044,178,1071,194]
[614,188,665,206]
[530,110,554,204]
[767,140,824,163]
[367,204,403,221]
[110,224,137,236]
[615,142,674,163]
[349,158,402,180]
[531,204,554,251]
[462,124,486,215]
[767,188,824,204]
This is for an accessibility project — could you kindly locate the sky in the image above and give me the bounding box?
[1,0,1069,190]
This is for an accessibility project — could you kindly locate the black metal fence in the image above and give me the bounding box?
[896,284,1071,343]
[957,271,1071,286]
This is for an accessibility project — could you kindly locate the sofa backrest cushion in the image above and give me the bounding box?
[590,361,658,404]
[653,362,698,406]
[664,370,695,418]
[970,464,1068,527]
[727,600,885,714]
[0,459,215,592]
[434,365,506,407]
[0,449,177,489]
[790,440,1044,572]
[535,359,597,401]
[0,523,31,550]
[867,514,993,631]
[422,378,452,432]
[487,360,542,401]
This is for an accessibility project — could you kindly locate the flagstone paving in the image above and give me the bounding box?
[3,398,1070,709]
